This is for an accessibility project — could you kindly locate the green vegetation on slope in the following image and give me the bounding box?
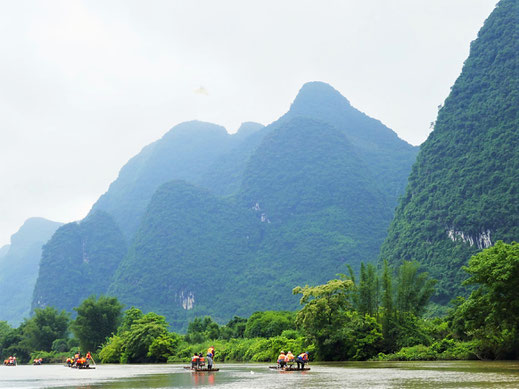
[92,121,258,239]
[32,211,127,313]
[381,0,519,302]
[108,180,261,331]
[32,81,417,331]
[109,116,401,331]
[4,243,519,363]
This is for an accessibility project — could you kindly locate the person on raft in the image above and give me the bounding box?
[76,356,88,368]
[191,353,200,368]
[296,352,309,369]
[277,351,287,369]
[206,346,215,369]
[73,351,81,365]
[198,353,205,367]
[285,351,295,366]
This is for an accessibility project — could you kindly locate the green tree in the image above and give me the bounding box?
[293,278,354,359]
[121,312,169,363]
[0,321,15,359]
[185,316,221,343]
[381,259,395,350]
[118,307,143,334]
[358,263,380,317]
[219,316,247,340]
[20,307,69,352]
[71,295,123,352]
[451,241,519,359]
[148,333,180,362]
[98,335,125,363]
[396,261,436,317]
[244,311,295,338]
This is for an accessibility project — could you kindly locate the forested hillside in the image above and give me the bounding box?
[31,81,417,330]
[108,83,417,330]
[32,211,127,313]
[91,121,263,239]
[381,0,519,302]
[0,218,62,324]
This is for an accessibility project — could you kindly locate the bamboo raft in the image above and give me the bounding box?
[184,366,219,372]
[269,366,310,371]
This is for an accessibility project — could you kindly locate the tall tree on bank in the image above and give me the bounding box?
[380,0,519,302]
[71,296,123,352]
[450,241,519,359]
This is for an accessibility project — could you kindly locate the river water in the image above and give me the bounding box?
[1,361,518,388]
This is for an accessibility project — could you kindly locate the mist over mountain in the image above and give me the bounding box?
[91,121,264,239]
[0,244,9,258]
[380,0,519,302]
[0,217,62,324]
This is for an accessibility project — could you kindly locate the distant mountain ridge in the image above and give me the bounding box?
[91,120,264,239]
[0,218,62,325]
[380,0,519,301]
[31,81,418,330]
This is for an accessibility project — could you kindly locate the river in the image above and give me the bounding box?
[1,361,518,388]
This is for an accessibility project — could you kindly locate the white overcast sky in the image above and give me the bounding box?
[0,0,499,246]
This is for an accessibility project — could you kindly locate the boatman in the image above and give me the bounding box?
[296,352,309,370]
[277,351,286,369]
[207,346,215,370]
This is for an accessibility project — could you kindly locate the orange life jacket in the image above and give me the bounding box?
[298,353,308,361]
[285,353,295,361]
[192,355,199,362]
[277,354,286,362]
[199,356,205,362]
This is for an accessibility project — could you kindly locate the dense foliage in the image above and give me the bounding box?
[2,244,518,363]
[0,307,71,362]
[381,0,519,302]
[31,211,127,313]
[71,296,123,352]
[449,241,519,359]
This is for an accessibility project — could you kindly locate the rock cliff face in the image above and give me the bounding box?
[381,0,519,302]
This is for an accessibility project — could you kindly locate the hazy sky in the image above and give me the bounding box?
[0,0,499,246]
